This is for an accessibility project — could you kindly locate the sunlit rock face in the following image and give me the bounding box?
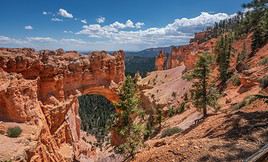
[155,51,166,71]
[0,48,125,161]
[155,32,217,71]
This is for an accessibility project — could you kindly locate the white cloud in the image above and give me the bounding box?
[64,30,73,34]
[243,7,254,13]
[43,11,47,15]
[60,38,87,45]
[135,22,144,29]
[24,25,33,30]
[169,12,230,27]
[51,18,63,22]
[77,12,231,47]
[110,20,141,29]
[81,19,87,24]
[58,8,73,18]
[0,36,27,45]
[1,12,234,51]
[96,17,105,23]
[0,36,13,44]
[27,37,57,43]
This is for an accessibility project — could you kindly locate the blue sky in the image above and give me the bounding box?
[0,0,250,51]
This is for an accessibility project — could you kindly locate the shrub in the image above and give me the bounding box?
[161,127,182,138]
[230,75,241,86]
[167,106,175,117]
[258,57,268,65]
[259,75,268,89]
[183,93,188,101]
[231,95,258,110]
[177,102,186,114]
[7,126,22,138]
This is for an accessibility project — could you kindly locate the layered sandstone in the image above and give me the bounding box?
[0,48,125,161]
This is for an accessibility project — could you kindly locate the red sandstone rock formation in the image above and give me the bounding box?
[0,48,125,161]
[156,35,217,71]
[155,51,166,71]
[190,31,209,43]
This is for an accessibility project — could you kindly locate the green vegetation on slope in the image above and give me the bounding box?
[125,56,155,77]
[78,95,115,144]
[113,76,146,159]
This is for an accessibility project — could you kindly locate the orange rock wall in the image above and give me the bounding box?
[0,48,125,161]
[155,36,217,71]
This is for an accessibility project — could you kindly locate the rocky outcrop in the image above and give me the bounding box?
[190,31,209,43]
[155,51,166,71]
[0,48,125,161]
[155,36,217,71]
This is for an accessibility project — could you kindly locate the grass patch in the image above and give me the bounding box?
[161,127,182,138]
[177,102,186,114]
[7,126,22,138]
[231,95,258,110]
[167,106,175,117]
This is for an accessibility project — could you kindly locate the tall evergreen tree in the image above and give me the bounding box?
[251,25,264,54]
[114,76,145,159]
[237,42,248,64]
[255,9,268,52]
[190,53,219,117]
[216,35,233,86]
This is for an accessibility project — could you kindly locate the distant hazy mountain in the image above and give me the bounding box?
[126,46,176,57]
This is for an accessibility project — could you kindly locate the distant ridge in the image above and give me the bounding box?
[126,45,176,57]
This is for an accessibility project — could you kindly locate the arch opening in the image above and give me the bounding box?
[78,94,116,151]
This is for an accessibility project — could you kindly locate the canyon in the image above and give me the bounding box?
[0,30,267,162]
[0,48,125,161]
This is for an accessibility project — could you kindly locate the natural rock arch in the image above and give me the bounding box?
[0,48,125,161]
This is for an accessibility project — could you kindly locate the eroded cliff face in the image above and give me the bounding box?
[0,48,125,161]
[155,33,217,71]
[155,51,167,71]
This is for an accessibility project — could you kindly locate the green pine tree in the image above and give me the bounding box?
[114,75,145,159]
[216,35,232,86]
[237,42,248,64]
[190,53,219,117]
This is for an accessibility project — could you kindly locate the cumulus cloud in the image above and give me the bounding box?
[96,17,105,23]
[110,20,144,29]
[76,12,231,47]
[81,19,87,24]
[1,12,234,51]
[51,18,63,22]
[58,8,73,18]
[135,22,145,29]
[43,11,48,15]
[24,25,33,30]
